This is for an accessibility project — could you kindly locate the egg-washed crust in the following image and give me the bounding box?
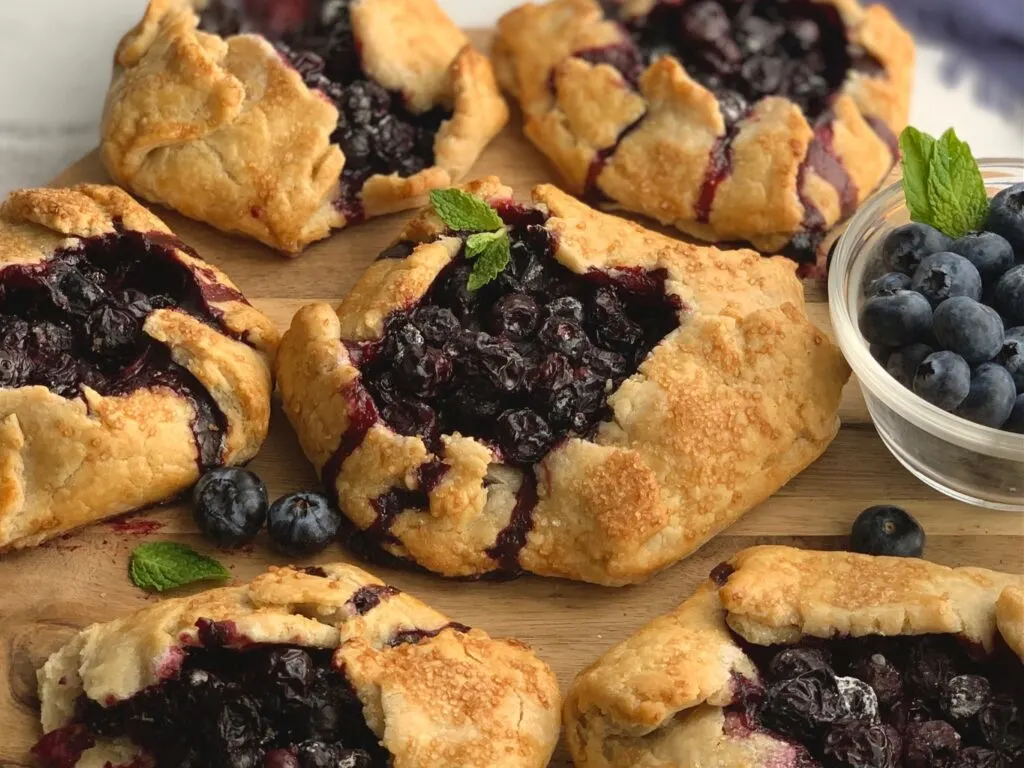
[492,0,914,255]
[564,545,1024,768]
[102,0,509,254]
[37,563,561,768]
[276,177,850,585]
[0,184,278,550]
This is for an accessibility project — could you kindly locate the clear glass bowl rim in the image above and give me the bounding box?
[828,157,1024,462]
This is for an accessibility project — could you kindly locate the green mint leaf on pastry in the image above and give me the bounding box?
[900,126,989,239]
[429,188,504,232]
[129,541,231,593]
[467,230,512,291]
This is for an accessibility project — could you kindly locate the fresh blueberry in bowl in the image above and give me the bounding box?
[849,505,925,557]
[986,182,1024,253]
[997,327,1024,393]
[880,223,953,275]
[951,231,1015,286]
[884,342,933,389]
[1008,394,1024,434]
[912,351,971,411]
[910,251,982,306]
[268,492,342,556]
[193,467,269,548]
[956,363,1017,429]
[865,272,912,298]
[994,265,1024,326]
[858,291,932,348]
[932,297,1004,366]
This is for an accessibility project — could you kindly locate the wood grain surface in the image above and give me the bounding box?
[1,96,1022,766]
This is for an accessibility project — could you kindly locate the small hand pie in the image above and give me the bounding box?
[32,563,561,768]
[565,545,1024,768]
[276,177,850,585]
[102,0,509,254]
[493,0,914,265]
[0,185,278,550]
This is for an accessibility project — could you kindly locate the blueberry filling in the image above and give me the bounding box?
[32,619,406,768]
[575,0,893,264]
[323,205,682,573]
[727,632,1024,767]
[198,0,453,224]
[0,229,243,469]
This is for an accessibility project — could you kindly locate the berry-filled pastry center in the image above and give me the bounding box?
[0,230,244,469]
[722,614,1024,767]
[198,0,454,224]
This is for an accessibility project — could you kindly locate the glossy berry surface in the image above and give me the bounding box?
[910,251,982,306]
[34,617,389,768]
[198,0,452,222]
[986,182,1024,253]
[268,492,343,555]
[849,505,925,558]
[0,230,239,469]
[912,351,971,411]
[193,467,269,548]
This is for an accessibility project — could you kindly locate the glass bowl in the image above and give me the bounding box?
[829,158,1024,511]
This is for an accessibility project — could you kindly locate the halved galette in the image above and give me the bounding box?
[565,546,1024,768]
[0,185,278,550]
[276,178,849,585]
[102,0,508,253]
[493,0,914,265]
[32,563,560,767]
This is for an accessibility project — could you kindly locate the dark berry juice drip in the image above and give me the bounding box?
[198,0,453,223]
[583,111,647,201]
[694,112,750,223]
[485,470,539,575]
[347,584,399,615]
[320,381,380,496]
[864,114,899,160]
[40,635,391,768]
[387,622,470,648]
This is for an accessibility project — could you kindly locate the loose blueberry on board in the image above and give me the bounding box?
[932,297,1004,366]
[193,467,269,548]
[956,363,1017,429]
[913,351,971,411]
[849,505,925,558]
[986,182,1024,254]
[952,231,1015,286]
[994,265,1024,325]
[866,272,913,298]
[880,223,953,276]
[910,251,982,306]
[884,343,934,388]
[998,327,1024,392]
[858,291,932,347]
[267,492,342,556]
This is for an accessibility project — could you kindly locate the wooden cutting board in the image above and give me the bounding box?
[2,57,1023,767]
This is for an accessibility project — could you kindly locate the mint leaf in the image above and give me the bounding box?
[900,126,936,224]
[465,230,505,260]
[129,542,230,593]
[429,189,504,233]
[467,230,511,291]
[926,128,989,239]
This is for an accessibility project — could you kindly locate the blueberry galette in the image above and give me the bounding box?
[493,0,914,265]
[565,546,1024,768]
[102,0,509,253]
[0,185,278,550]
[275,177,849,585]
[32,563,560,767]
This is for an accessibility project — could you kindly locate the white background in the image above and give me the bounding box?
[0,0,1021,197]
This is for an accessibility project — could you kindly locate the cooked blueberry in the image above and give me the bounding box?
[881,223,953,275]
[911,251,982,306]
[822,722,901,768]
[412,305,460,345]
[53,268,104,315]
[998,327,1024,392]
[851,653,903,709]
[865,272,912,298]
[986,182,1024,253]
[933,296,1005,365]
[768,647,833,682]
[490,293,540,340]
[1007,394,1024,433]
[956,363,1016,428]
[87,305,139,358]
[0,348,31,388]
[849,505,925,557]
[903,720,961,768]
[192,467,268,548]
[951,231,1015,286]
[398,348,452,397]
[538,316,591,361]
[343,80,390,125]
[978,695,1024,756]
[835,676,879,723]
[763,667,845,742]
[267,492,342,555]
[884,342,933,389]
[941,674,991,722]
[913,351,971,411]
[906,639,957,700]
[858,290,932,347]
[994,264,1024,325]
[265,749,300,768]
[546,295,585,322]
[497,408,555,465]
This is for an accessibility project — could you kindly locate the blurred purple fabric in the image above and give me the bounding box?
[881,0,1024,108]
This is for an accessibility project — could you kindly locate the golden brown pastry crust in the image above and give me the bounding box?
[493,0,914,255]
[564,545,1024,768]
[37,563,560,768]
[102,0,509,254]
[276,178,850,585]
[0,185,278,550]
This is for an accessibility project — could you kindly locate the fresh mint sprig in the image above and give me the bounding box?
[129,541,230,593]
[899,126,989,239]
[429,189,511,290]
